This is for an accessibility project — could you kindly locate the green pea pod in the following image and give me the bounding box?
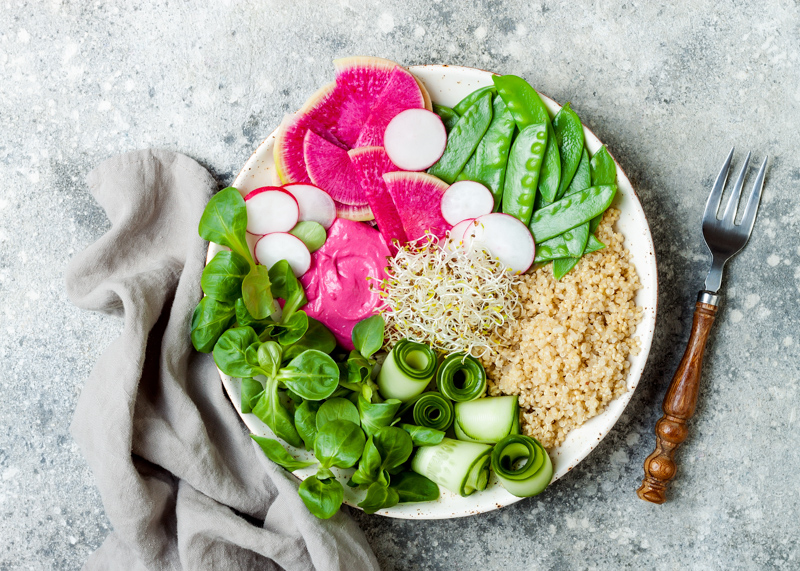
[565,148,591,196]
[553,257,579,281]
[528,185,617,242]
[433,104,460,132]
[453,85,496,115]
[501,123,547,225]
[456,95,516,210]
[584,234,606,254]
[533,224,590,263]
[589,146,616,233]
[428,93,493,184]
[553,103,585,199]
[492,75,561,203]
[533,239,571,263]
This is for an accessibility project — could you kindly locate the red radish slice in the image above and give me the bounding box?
[383,171,451,241]
[444,218,475,252]
[355,66,426,147]
[348,146,406,252]
[254,232,311,277]
[273,83,347,184]
[334,199,373,222]
[244,187,299,235]
[383,109,447,171]
[463,213,535,274]
[440,180,494,225]
[282,183,337,229]
[331,56,397,147]
[304,130,366,205]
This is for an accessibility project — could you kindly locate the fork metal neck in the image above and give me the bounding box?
[697,290,720,306]
[703,255,726,293]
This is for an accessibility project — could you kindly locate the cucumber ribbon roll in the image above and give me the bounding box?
[435,352,487,402]
[411,437,492,497]
[401,392,454,431]
[454,395,519,443]
[491,434,553,497]
[377,339,437,402]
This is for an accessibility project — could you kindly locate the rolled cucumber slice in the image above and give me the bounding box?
[411,437,492,497]
[435,352,487,402]
[377,339,437,402]
[453,395,519,444]
[491,434,553,497]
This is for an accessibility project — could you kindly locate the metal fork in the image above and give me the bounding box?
[637,148,768,504]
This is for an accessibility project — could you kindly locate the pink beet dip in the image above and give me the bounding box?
[300,218,390,350]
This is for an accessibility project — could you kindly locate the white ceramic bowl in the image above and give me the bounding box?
[208,64,658,519]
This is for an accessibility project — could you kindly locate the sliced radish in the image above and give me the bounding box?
[244,187,299,235]
[383,108,447,171]
[254,232,311,277]
[440,180,494,225]
[282,183,337,229]
[463,213,535,274]
[444,218,475,252]
[334,200,373,222]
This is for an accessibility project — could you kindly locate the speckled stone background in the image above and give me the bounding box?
[2,0,799,569]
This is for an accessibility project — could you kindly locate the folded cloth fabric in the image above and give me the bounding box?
[65,149,379,571]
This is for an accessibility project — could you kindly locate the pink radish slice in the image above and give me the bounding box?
[348,146,406,252]
[355,66,426,147]
[463,213,535,274]
[444,218,475,252]
[254,232,311,277]
[335,199,373,222]
[383,109,447,171]
[383,171,451,241]
[282,183,337,229]
[244,187,299,235]
[303,130,366,205]
[440,180,494,225]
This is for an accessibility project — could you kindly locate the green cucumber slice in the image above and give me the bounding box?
[453,395,519,443]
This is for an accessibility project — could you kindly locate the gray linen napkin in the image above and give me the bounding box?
[65,149,380,571]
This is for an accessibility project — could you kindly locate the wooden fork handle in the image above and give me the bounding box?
[637,293,719,504]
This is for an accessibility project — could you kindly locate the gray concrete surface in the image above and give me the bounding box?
[1,0,799,569]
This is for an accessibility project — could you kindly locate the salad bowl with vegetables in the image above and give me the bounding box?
[194,61,658,519]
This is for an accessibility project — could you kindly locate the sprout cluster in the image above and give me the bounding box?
[377,233,522,358]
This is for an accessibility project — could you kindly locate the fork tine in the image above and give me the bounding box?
[704,147,734,221]
[738,156,767,237]
[721,151,751,224]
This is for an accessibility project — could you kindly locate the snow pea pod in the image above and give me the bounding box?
[553,103,585,199]
[534,148,593,261]
[428,93,493,184]
[553,256,578,280]
[528,185,617,242]
[492,75,561,203]
[457,95,516,210]
[589,146,616,233]
[433,104,460,133]
[453,85,496,115]
[501,123,547,225]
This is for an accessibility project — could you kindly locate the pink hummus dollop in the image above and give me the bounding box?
[300,219,390,350]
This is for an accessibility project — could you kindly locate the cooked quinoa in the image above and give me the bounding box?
[482,208,643,449]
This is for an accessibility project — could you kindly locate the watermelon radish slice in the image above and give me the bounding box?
[382,171,451,241]
[444,218,475,252]
[383,109,447,171]
[348,146,406,252]
[254,232,311,277]
[355,66,426,147]
[331,56,398,147]
[463,213,535,274]
[273,82,349,184]
[440,180,494,225]
[304,130,366,206]
[244,187,299,235]
[282,183,337,229]
[334,200,373,222]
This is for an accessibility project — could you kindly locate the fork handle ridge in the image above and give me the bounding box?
[637,292,719,504]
